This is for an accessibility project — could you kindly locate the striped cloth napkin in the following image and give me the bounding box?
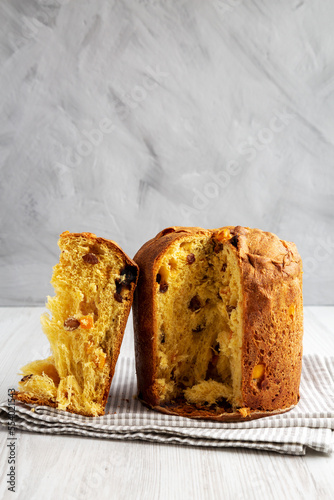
[0,354,333,455]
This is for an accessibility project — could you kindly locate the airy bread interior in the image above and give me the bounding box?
[17,233,137,416]
[155,230,244,410]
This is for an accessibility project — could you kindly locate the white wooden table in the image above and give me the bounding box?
[0,306,333,500]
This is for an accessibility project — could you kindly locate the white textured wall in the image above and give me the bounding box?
[0,0,333,305]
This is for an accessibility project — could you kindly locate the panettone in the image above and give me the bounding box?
[15,231,138,416]
[133,226,303,422]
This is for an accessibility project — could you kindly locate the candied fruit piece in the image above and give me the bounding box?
[80,315,94,329]
[238,407,251,418]
[216,228,231,241]
[252,364,265,380]
[64,317,80,331]
[186,253,195,265]
[289,303,295,319]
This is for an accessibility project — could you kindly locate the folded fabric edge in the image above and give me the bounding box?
[0,420,310,455]
[1,417,332,455]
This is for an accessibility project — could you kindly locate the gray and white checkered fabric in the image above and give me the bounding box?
[1,354,333,455]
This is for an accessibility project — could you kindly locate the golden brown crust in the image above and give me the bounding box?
[59,231,135,269]
[213,226,303,412]
[15,231,139,417]
[133,226,303,421]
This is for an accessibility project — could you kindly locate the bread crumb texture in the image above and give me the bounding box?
[16,232,138,416]
[155,230,244,408]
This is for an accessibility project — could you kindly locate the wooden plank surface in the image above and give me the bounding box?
[0,307,333,500]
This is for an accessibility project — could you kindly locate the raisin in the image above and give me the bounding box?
[156,273,161,283]
[21,374,33,382]
[186,253,195,264]
[115,279,123,294]
[192,324,205,333]
[226,305,236,315]
[213,240,224,253]
[229,235,239,248]
[114,292,123,303]
[64,317,80,330]
[120,265,138,285]
[159,283,168,293]
[82,253,99,264]
[189,295,201,312]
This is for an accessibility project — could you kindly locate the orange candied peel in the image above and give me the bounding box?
[80,315,94,329]
[288,303,295,319]
[95,351,106,370]
[252,363,265,380]
[238,407,251,418]
[216,228,231,241]
[84,342,106,369]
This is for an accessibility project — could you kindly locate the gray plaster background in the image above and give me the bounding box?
[0,0,333,306]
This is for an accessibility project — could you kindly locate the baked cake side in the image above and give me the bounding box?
[133,226,303,422]
[15,232,138,416]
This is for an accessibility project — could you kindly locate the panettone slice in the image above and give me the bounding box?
[15,231,138,416]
